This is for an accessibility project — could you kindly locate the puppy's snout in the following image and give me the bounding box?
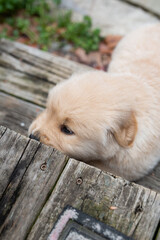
[29,133,40,142]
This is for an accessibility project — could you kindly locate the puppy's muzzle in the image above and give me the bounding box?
[29,132,40,142]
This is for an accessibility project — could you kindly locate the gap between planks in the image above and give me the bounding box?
[0,126,159,240]
[0,126,68,240]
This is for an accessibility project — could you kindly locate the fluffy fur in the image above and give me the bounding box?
[29,24,160,181]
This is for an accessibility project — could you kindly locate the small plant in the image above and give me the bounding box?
[0,0,24,14]
[58,14,101,52]
[0,0,102,52]
[0,0,51,15]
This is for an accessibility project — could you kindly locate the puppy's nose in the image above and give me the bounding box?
[29,133,40,142]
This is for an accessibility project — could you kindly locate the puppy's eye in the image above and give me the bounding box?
[60,125,74,135]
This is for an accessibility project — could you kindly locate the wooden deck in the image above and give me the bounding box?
[0,39,160,240]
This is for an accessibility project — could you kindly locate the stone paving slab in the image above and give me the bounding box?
[61,0,159,36]
[127,0,160,16]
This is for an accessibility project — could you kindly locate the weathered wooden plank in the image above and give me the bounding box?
[0,92,43,135]
[0,39,90,84]
[0,138,40,226]
[0,66,53,106]
[0,125,6,138]
[0,128,68,240]
[28,159,160,240]
[0,39,90,106]
[0,128,29,199]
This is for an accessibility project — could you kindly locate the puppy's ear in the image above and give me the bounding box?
[113,112,137,148]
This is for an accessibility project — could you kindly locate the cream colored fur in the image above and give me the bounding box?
[29,24,160,181]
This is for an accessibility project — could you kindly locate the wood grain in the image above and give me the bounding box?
[0,39,90,83]
[0,128,29,199]
[0,128,67,240]
[0,92,43,136]
[0,66,53,107]
[0,138,40,227]
[28,159,160,240]
[0,125,6,138]
[0,39,90,106]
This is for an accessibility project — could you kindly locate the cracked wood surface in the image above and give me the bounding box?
[0,126,67,240]
[0,127,159,240]
[0,39,90,107]
[27,159,160,240]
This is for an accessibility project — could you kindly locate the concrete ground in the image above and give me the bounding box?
[61,0,160,36]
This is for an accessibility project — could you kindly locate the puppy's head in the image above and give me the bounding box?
[29,71,137,161]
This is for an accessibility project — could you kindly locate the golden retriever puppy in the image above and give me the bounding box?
[29,24,160,181]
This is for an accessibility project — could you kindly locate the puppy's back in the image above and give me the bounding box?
[108,24,160,89]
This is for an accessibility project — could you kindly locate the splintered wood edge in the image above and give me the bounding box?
[0,127,68,240]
